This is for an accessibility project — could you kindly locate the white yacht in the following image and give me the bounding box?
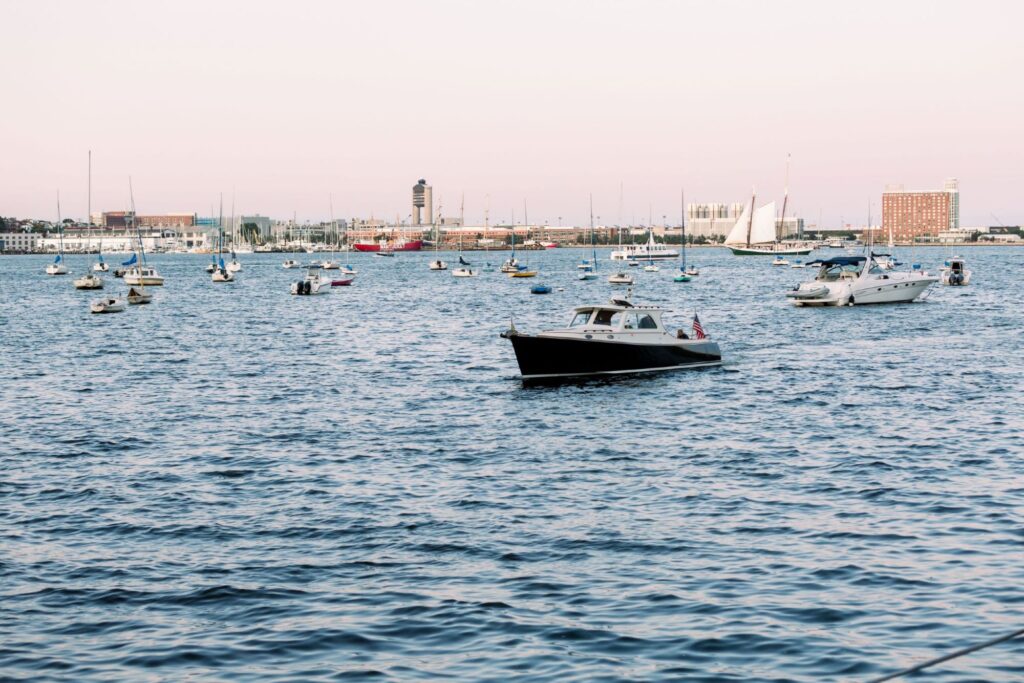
[940,257,972,286]
[610,232,678,261]
[786,254,937,306]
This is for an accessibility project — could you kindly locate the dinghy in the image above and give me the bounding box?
[90,297,126,313]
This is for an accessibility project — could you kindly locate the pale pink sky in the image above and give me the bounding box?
[2,0,1022,226]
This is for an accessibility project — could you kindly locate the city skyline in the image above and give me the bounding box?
[3,0,1022,226]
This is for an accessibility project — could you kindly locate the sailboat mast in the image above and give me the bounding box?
[589,194,597,267]
[778,154,790,244]
[745,188,756,248]
[681,188,686,269]
[56,190,63,257]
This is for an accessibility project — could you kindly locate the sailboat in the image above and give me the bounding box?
[323,195,341,270]
[75,178,104,289]
[206,196,222,273]
[123,179,165,286]
[452,195,478,277]
[46,192,69,275]
[500,208,524,273]
[87,152,108,272]
[212,215,235,282]
[127,229,153,305]
[725,158,813,256]
[579,196,599,281]
[429,201,448,270]
[226,196,242,272]
[675,190,693,282]
[643,231,659,272]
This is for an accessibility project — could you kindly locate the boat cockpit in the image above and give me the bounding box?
[809,256,866,281]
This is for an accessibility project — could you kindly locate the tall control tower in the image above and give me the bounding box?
[412,179,433,226]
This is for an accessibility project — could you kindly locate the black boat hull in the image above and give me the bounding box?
[507,334,721,382]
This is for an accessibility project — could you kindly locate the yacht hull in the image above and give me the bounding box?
[353,240,423,252]
[507,334,721,382]
[727,245,814,256]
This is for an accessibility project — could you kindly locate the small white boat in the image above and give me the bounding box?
[92,261,109,272]
[608,272,634,285]
[685,265,699,276]
[339,265,358,275]
[790,260,807,269]
[429,259,448,271]
[578,269,598,281]
[46,260,68,275]
[73,273,104,289]
[283,259,300,268]
[227,259,242,273]
[123,267,164,286]
[772,256,790,266]
[500,258,520,273]
[940,257,971,286]
[212,267,235,282]
[321,260,340,270]
[127,286,152,305]
[627,260,640,267]
[90,297,126,314]
[643,264,659,272]
[290,267,331,295]
[452,267,478,278]
[205,262,216,273]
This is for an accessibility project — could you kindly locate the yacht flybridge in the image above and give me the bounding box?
[786,254,937,306]
[501,295,722,383]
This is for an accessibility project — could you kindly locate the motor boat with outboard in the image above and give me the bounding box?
[290,267,331,295]
[283,259,300,269]
[452,267,478,278]
[74,273,104,290]
[940,257,971,286]
[786,254,937,306]
[531,284,552,294]
[339,264,357,275]
[608,272,634,285]
[772,255,790,266]
[509,269,537,278]
[501,294,722,382]
[90,297,126,313]
[429,259,448,271]
[500,257,521,273]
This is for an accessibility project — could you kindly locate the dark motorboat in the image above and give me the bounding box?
[501,295,722,383]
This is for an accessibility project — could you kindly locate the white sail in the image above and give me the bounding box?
[724,203,752,245]
[750,202,778,244]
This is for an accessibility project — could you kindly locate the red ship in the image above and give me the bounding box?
[352,239,423,253]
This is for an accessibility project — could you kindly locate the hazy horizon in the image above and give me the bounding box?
[3,0,1022,227]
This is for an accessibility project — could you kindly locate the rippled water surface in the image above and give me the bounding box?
[2,247,1023,681]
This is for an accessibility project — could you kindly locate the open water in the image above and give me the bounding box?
[1,246,1023,682]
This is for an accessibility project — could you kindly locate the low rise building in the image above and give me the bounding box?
[0,232,39,252]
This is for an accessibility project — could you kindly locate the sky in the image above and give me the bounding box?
[2,0,1022,227]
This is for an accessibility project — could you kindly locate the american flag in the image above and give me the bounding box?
[692,313,706,339]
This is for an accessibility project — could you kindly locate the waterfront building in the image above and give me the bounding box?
[0,232,40,252]
[90,211,197,229]
[880,178,960,242]
[683,203,803,240]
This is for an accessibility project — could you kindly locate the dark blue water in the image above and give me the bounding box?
[2,247,1023,681]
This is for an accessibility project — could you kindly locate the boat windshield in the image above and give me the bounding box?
[593,309,622,326]
[568,310,593,327]
[623,312,659,330]
[817,262,863,281]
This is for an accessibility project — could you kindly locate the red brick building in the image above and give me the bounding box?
[881,179,959,242]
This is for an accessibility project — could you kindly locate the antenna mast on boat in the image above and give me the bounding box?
[681,188,686,269]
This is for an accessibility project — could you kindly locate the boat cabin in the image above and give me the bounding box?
[563,301,667,334]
